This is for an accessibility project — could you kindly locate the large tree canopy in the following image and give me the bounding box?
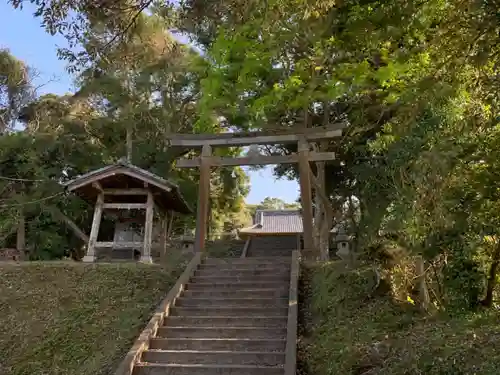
[5,0,500,308]
[0,49,33,131]
[0,9,250,259]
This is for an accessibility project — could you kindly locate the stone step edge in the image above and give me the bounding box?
[196,270,290,273]
[165,325,286,329]
[144,350,286,355]
[151,338,286,342]
[163,326,286,330]
[202,261,290,264]
[187,282,289,286]
[189,280,290,285]
[196,272,290,275]
[184,288,289,292]
[199,264,291,267]
[194,274,290,277]
[186,286,288,290]
[165,315,286,320]
[171,306,287,311]
[190,280,290,283]
[135,363,284,369]
[188,283,290,287]
[201,262,291,265]
[171,305,287,309]
[177,297,289,302]
[188,280,289,282]
[170,311,287,316]
[202,262,291,265]
[198,266,289,269]
[200,264,291,267]
[169,313,287,318]
[205,257,291,260]
[192,276,290,279]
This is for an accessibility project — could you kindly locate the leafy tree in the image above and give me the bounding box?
[0,49,33,131]
[8,0,500,308]
[0,11,251,259]
[183,0,500,303]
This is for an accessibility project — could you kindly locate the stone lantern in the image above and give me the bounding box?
[335,226,351,261]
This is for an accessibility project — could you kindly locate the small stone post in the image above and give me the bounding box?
[335,226,353,264]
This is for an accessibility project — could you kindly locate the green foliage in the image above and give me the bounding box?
[299,262,500,375]
[0,49,32,131]
[444,256,484,310]
[257,197,288,210]
[245,198,300,224]
[5,1,500,374]
[0,11,251,259]
[7,0,500,306]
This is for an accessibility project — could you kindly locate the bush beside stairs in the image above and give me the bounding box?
[126,245,297,375]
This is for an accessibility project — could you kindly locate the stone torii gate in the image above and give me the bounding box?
[168,124,345,259]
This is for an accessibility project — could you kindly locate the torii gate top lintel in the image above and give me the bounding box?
[167,123,346,148]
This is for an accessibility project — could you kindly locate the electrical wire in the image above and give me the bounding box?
[0,192,64,208]
[0,175,46,182]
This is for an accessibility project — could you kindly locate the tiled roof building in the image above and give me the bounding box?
[239,209,342,257]
[239,209,304,236]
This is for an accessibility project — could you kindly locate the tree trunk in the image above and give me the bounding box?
[315,160,330,261]
[49,207,89,243]
[207,198,213,241]
[311,131,331,261]
[482,243,500,307]
[313,195,330,261]
[299,106,318,260]
[313,176,321,250]
[16,211,25,260]
[125,76,134,163]
[316,101,334,261]
[126,123,133,163]
[319,212,330,261]
[166,211,175,239]
[416,256,430,310]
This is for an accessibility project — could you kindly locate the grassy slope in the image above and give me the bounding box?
[0,257,188,375]
[298,262,500,375]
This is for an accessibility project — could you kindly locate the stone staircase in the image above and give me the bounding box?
[132,256,293,375]
[246,235,298,257]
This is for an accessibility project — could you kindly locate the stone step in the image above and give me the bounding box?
[175,297,288,308]
[165,316,287,328]
[199,264,291,272]
[246,255,293,258]
[156,326,287,339]
[133,363,283,375]
[141,350,285,366]
[169,306,288,317]
[195,269,290,278]
[203,257,290,265]
[190,276,289,284]
[247,250,293,257]
[149,338,286,352]
[183,288,289,299]
[186,282,289,290]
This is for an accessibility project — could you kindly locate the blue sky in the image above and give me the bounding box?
[0,3,300,204]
